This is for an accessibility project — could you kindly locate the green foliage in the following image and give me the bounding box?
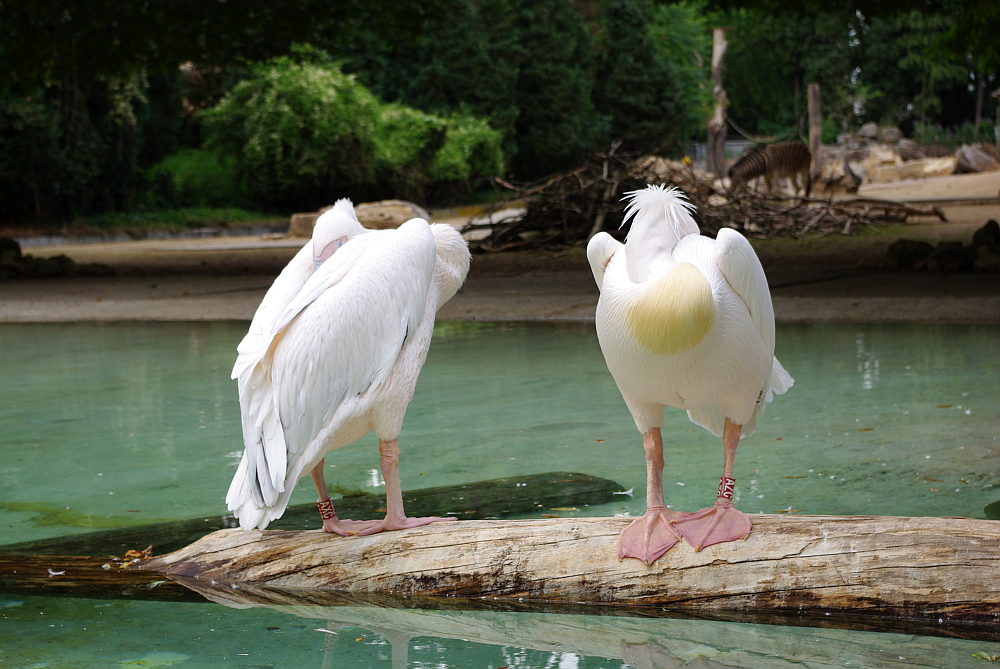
[821,116,840,144]
[202,57,379,209]
[79,207,282,234]
[150,149,239,208]
[914,120,996,150]
[371,104,447,198]
[716,9,847,139]
[503,0,600,177]
[201,56,504,209]
[893,11,967,119]
[713,5,992,138]
[0,75,151,222]
[430,116,506,183]
[649,2,713,143]
[0,0,453,87]
[339,0,602,179]
[594,0,687,153]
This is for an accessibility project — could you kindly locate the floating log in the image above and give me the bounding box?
[140,514,1000,626]
[0,472,621,557]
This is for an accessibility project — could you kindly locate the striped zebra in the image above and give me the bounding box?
[728,141,812,196]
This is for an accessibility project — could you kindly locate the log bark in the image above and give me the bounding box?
[140,514,1000,625]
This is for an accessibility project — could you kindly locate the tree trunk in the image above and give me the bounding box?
[140,514,1000,625]
[808,82,822,180]
[707,28,728,180]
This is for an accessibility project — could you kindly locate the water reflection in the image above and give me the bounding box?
[11,576,990,669]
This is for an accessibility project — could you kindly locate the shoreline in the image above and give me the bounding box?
[2,222,999,324]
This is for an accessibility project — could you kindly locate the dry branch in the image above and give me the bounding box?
[470,152,949,250]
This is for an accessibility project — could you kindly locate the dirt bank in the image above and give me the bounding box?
[2,174,998,324]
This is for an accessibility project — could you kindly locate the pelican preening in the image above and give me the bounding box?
[587,185,793,564]
[226,187,791,563]
[226,199,470,535]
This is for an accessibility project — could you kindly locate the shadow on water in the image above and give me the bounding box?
[0,472,624,556]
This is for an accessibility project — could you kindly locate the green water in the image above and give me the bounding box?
[2,321,997,542]
[2,595,999,668]
[1,321,999,666]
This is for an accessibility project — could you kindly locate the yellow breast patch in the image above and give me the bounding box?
[626,262,717,355]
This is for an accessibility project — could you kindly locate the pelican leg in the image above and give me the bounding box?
[355,439,457,536]
[672,418,752,551]
[309,459,380,535]
[616,428,683,564]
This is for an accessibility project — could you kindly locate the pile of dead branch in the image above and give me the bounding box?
[465,149,947,250]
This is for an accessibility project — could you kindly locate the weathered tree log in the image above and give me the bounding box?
[140,514,1000,626]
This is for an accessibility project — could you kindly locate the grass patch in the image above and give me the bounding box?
[70,207,288,238]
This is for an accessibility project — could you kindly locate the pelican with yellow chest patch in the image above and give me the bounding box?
[588,185,794,565]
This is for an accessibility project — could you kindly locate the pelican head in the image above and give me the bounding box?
[312,199,367,272]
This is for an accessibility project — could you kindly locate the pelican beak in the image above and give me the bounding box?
[313,236,349,272]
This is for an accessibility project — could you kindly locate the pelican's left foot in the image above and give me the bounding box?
[616,505,684,565]
[354,514,456,536]
[671,500,751,551]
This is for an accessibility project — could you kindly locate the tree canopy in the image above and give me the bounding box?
[0,0,452,85]
[0,0,995,223]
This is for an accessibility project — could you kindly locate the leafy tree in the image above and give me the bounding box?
[339,0,601,179]
[0,75,151,221]
[0,0,454,86]
[503,0,600,176]
[704,0,998,132]
[593,0,687,153]
[717,9,856,138]
[649,2,714,142]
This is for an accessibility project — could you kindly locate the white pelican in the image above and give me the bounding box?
[587,185,793,564]
[226,199,471,535]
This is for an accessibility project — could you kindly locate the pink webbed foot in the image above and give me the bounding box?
[671,499,752,552]
[353,514,456,537]
[321,517,382,536]
[617,505,684,565]
[316,497,381,536]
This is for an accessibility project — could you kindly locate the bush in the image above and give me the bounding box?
[430,115,505,183]
[202,57,379,210]
[914,120,997,150]
[371,104,447,199]
[150,149,239,208]
[202,57,504,208]
[341,0,599,180]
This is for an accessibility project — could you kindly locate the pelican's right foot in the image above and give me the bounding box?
[317,497,380,536]
[616,505,683,565]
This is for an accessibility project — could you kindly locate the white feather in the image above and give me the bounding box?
[588,184,793,438]
[227,215,470,530]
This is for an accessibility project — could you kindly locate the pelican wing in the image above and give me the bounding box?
[231,242,313,383]
[227,221,437,528]
[710,227,793,431]
[586,231,623,288]
[713,227,775,356]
